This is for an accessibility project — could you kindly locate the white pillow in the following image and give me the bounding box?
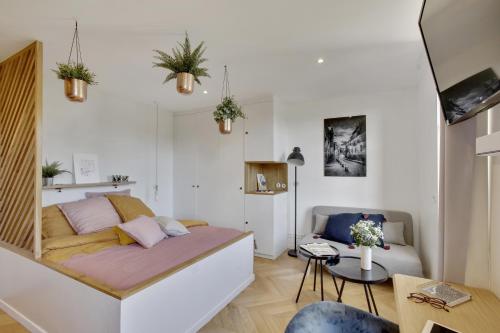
[154,216,190,237]
[382,222,406,245]
[313,214,329,234]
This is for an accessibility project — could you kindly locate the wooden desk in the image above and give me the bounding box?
[394,274,500,333]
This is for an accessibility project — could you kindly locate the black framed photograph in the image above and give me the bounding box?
[324,115,366,177]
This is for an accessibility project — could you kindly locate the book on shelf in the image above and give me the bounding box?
[417,281,471,307]
[300,243,338,257]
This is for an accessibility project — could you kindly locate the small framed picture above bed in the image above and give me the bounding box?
[73,153,100,184]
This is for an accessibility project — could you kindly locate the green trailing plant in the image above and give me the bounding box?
[213,96,245,122]
[52,62,97,85]
[153,33,210,84]
[42,160,70,178]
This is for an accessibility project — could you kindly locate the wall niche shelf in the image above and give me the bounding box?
[245,161,287,195]
[42,181,136,192]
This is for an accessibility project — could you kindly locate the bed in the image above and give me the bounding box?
[0,192,255,333]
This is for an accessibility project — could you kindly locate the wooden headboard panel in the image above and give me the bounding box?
[0,42,43,257]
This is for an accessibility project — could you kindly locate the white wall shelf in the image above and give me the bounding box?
[42,181,136,192]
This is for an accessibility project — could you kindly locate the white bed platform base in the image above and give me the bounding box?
[0,234,254,333]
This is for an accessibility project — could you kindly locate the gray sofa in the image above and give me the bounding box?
[299,206,423,277]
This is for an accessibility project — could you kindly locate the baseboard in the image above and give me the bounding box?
[188,273,255,333]
[0,298,47,333]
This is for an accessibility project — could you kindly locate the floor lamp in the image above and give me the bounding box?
[287,147,305,257]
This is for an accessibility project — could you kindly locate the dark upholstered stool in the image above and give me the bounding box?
[285,301,399,333]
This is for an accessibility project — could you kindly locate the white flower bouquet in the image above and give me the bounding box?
[350,220,384,247]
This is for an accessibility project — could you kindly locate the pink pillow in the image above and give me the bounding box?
[58,197,121,234]
[118,216,166,249]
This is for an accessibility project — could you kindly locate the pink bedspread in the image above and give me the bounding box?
[62,226,243,290]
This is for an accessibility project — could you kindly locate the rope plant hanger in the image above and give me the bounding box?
[213,65,245,135]
[52,21,97,102]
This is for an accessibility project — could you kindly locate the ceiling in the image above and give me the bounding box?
[0,0,424,111]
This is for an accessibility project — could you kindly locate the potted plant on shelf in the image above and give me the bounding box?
[213,96,245,134]
[153,33,210,95]
[53,63,97,102]
[350,220,384,270]
[42,160,70,186]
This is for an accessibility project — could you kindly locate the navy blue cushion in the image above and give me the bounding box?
[362,213,386,225]
[361,214,385,247]
[321,213,363,245]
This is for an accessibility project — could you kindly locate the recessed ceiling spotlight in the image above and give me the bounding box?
[203,90,208,94]
[317,58,324,64]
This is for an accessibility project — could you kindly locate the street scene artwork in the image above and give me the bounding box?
[324,116,366,177]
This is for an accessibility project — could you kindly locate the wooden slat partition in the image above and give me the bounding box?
[0,42,43,258]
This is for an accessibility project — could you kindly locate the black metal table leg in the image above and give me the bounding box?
[320,260,324,301]
[367,284,379,316]
[332,275,340,296]
[363,284,372,313]
[313,259,317,291]
[336,279,345,302]
[295,257,312,303]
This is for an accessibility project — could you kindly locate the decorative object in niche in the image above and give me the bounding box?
[111,175,129,183]
[324,116,366,177]
[42,160,70,186]
[73,153,100,184]
[213,65,245,134]
[153,32,210,95]
[256,173,267,191]
[52,21,97,102]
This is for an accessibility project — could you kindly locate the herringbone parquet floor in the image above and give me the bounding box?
[0,253,396,333]
[200,253,397,333]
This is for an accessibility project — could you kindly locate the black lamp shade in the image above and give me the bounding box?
[287,147,305,166]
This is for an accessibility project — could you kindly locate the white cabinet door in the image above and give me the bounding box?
[244,101,274,161]
[173,115,197,219]
[196,113,245,230]
[215,119,245,230]
[273,193,288,257]
[245,194,274,257]
[195,112,221,224]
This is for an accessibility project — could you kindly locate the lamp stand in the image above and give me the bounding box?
[288,165,298,257]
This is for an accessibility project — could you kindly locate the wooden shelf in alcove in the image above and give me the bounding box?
[245,161,288,195]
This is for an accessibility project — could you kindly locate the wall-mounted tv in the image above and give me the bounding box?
[419,0,500,125]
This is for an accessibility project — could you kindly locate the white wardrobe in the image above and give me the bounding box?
[173,100,288,259]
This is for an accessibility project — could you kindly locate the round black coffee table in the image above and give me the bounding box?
[295,245,339,303]
[326,256,388,316]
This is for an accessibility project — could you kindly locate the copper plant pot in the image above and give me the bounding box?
[64,78,87,102]
[218,119,232,134]
[176,72,194,95]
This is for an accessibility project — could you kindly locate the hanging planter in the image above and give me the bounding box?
[176,72,195,95]
[153,33,210,95]
[213,66,245,134]
[52,22,97,102]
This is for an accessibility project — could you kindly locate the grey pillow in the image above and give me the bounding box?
[382,222,406,245]
[313,214,329,234]
[154,216,190,237]
[85,189,131,198]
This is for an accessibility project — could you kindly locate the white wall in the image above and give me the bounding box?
[42,49,174,216]
[275,90,423,252]
[490,109,500,297]
[414,60,442,279]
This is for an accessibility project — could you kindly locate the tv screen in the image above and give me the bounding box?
[419,0,500,125]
